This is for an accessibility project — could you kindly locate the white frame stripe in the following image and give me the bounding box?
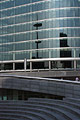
[0,7,80,20]
[0,27,80,37]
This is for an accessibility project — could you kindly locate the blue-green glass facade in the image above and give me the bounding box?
[0,0,80,69]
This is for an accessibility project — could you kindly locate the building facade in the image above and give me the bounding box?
[0,0,80,71]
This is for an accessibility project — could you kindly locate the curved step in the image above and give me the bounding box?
[0,99,80,120]
[28,98,80,111]
[0,116,20,120]
[0,103,72,120]
[0,110,47,120]
[30,101,80,119]
[0,108,58,120]
[0,113,33,120]
[63,97,80,104]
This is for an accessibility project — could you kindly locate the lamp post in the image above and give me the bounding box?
[33,16,42,58]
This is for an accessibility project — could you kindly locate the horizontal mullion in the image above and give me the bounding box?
[0,0,49,12]
[0,0,48,4]
[0,27,80,37]
[0,17,80,29]
[0,47,80,54]
[0,37,80,46]
[0,7,79,20]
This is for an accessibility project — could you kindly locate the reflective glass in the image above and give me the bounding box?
[0,0,79,61]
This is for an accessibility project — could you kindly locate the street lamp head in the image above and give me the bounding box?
[35,41,41,43]
[33,23,42,27]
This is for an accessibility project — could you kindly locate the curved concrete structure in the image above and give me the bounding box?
[0,74,80,119]
[0,98,80,120]
[0,74,80,98]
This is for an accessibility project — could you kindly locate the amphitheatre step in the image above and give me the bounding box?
[63,97,80,104]
[0,100,80,113]
[0,108,58,120]
[0,117,19,120]
[0,110,46,120]
[0,103,73,120]
[0,113,33,120]
[28,98,80,111]
[0,99,80,120]
[27,98,80,120]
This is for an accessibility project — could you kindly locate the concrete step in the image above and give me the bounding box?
[0,104,72,120]
[0,99,80,110]
[0,99,80,120]
[28,98,80,112]
[0,110,47,120]
[63,97,80,104]
[0,116,20,120]
[0,113,33,120]
[0,108,58,120]
[27,99,80,120]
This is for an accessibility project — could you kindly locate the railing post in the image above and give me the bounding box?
[30,61,32,71]
[24,58,27,71]
[13,62,15,70]
[49,61,51,70]
[74,60,76,70]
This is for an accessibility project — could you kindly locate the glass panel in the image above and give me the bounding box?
[77,60,80,69]
[32,61,49,69]
[51,61,74,70]
[0,0,80,62]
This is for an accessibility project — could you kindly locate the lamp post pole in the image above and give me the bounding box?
[33,15,42,58]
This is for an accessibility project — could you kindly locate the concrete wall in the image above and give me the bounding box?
[0,75,80,98]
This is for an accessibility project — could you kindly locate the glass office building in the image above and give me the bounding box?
[0,0,80,70]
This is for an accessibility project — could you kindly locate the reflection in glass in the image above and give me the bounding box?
[0,0,80,70]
